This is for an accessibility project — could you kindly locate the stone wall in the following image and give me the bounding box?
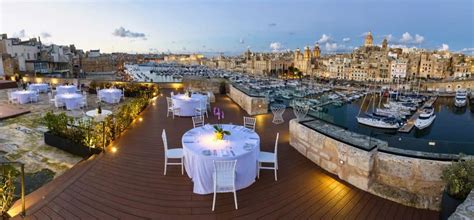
[182,76,225,94]
[289,119,451,210]
[228,84,268,116]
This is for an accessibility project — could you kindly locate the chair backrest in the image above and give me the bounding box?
[243,117,256,130]
[166,97,173,108]
[192,115,205,128]
[170,91,174,96]
[213,160,237,190]
[274,133,279,159]
[48,92,53,100]
[161,129,168,155]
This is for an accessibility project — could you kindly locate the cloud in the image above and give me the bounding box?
[112,27,146,40]
[438,44,449,51]
[399,32,424,44]
[40,32,51,38]
[385,34,393,42]
[269,42,284,52]
[389,44,408,49]
[317,34,332,44]
[459,48,474,54]
[268,23,277,27]
[414,34,424,44]
[239,38,245,44]
[13,29,27,38]
[324,43,352,52]
[342,37,351,42]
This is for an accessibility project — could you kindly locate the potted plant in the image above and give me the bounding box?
[440,157,474,219]
[213,125,231,140]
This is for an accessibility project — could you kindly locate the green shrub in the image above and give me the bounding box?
[441,158,474,200]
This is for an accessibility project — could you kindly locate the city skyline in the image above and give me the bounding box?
[1,0,473,55]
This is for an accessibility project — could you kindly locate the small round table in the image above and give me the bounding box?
[98,89,122,104]
[86,109,112,118]
[182,124,260,194]
[11,91,35,104]
[56,85,77,94]
[28,83,49,93]
[172,94,208,116]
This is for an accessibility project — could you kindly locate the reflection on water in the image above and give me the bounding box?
[309,97,474,155]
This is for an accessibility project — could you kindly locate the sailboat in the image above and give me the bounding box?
[356,85,402,129]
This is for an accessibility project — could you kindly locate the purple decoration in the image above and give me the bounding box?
[221,110,224,119]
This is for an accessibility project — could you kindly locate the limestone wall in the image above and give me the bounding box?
[289,119,451,210]
[228,84,268,115]
[182,76,225,94]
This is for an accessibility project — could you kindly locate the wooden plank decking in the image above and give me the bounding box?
[10,90,439,219]
[0,104,31,120]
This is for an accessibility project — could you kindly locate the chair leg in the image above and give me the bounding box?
[233,191,238,210]
[257,162,260,179]
[212,190,216,211]
[274,167,278,181]
[181,157,184,175]
[164,159,167,175]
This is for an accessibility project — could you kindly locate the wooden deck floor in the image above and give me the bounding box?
[11,91,439,219]
[0,104,30,120]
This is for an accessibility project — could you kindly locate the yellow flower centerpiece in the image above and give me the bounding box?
[213,125,231,140]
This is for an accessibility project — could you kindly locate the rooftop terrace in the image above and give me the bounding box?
[9,89,439,219]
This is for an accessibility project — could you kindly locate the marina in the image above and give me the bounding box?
[398,96,438,133]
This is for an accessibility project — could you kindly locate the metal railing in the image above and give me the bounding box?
[0,161,25,217]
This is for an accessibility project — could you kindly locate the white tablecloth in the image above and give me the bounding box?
[56,93,83,110]
[56,85,77,94]
[172,94,207,116]
[98,89,122,104]
[11,91,35,104]
[182,124,260,194]
[28,83,49,93]
[86,110,112,121]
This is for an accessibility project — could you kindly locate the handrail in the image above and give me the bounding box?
[0,161,25,217]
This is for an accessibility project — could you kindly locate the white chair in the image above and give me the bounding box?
[30,90,39,103]
[270,104,286,124]
[195,101,208,118]
[166,97,180,118]
[192,115,205,128]
[258,133,279,181]
[81,95,88,108]
[48,92,55,106]
[243,117,256,131]
[121,88,125,100]
[7,92,18,104]
[54,97,65,109]
[162,129,184,175]
[170,91,174,96]
[212,160,238,211]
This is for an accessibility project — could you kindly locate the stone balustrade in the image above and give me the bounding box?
[228,84,268,115]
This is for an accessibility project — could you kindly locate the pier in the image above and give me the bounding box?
[398,96,438,133]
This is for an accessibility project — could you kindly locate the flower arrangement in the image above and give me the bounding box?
[213,124,231,140]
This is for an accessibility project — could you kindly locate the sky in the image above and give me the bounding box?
[1,0,473,55]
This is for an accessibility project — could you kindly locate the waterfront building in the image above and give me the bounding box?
[390,58,408,79]
[0,34,40,72]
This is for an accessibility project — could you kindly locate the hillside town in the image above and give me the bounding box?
[1,32,473,84]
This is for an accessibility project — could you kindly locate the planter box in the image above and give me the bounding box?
[44,131,102,158]
[440,190,465,220]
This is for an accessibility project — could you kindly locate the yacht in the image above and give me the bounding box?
[356,115,402,129]
[454,90,468,107]
[415,107,436,130]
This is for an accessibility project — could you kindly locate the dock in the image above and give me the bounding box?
[398,96,438,133]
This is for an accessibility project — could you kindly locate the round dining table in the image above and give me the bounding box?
[182,124,260,194]
[28,83,49,93]
[56,85,77,94]
[56,93,83,110]
[172,93,208,116]
[98,89,122,104]
[86,109,112,121]
[11,90,35,104]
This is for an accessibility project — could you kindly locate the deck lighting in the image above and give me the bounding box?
[428,141,436,146]
[111,147,118,153]
[139,117,143,122]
